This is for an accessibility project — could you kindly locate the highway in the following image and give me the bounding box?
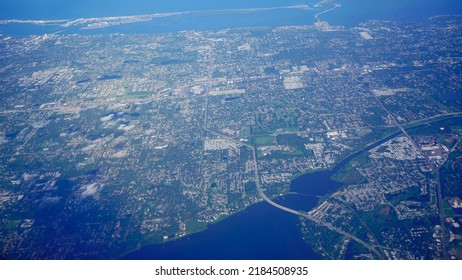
[375,96,457,259]
[435,136,461,259]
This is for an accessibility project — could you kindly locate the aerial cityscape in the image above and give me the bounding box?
[0,0,461,260]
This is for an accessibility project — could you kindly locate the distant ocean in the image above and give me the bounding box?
[1,0,462,35]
